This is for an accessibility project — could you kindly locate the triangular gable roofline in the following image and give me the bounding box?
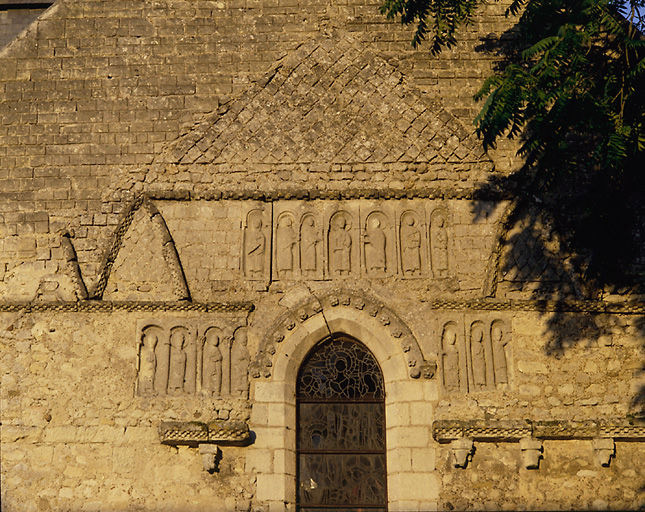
[0,1,59,60]
[151,32,493,177]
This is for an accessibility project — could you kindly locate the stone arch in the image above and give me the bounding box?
[249,289,440,510]
[251,288,435,382]
[482,202,584,299]
[92,196,190,300]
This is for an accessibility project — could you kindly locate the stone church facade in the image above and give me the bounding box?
[0,1,643,511]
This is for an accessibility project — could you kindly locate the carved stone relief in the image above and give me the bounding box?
[136,319,249,398]
[440,316,511,393]
[491,319,509,384]
[441,322,461,393]
[242,206,271,281]
[360,204,396,278]
[399,210,426,277]
[430,208,450,278]
[300,213,323,279]
[328,210,355,277]
[250,200,454,281]
[275,212,298,279]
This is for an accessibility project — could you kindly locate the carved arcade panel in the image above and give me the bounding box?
[244,200,454,281]
[439,316,511,393]
[136,319,250,398]
[242,205,272,281]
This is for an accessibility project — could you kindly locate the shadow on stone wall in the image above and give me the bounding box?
[470,23,645,419]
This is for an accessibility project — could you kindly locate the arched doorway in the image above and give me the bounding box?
[296,335,387,511]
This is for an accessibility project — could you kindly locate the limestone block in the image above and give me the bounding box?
[267,402,295,428]
[245,448,273,473]
[252,427,290,450]
[256,473,289,502]
[387,447,412,473]
[273,448,296,476]
[250,403,269,427]
[385,380,425,404]
[387,426,430,449]
[389,472,439,502]
[385,402,410,427]
[42,426,77,443]
[391,501,421,511]
[410,401,434,426]
[253,381,289,404]
[411,447,436,472]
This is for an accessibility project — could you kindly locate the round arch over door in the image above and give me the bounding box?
[296,334,387,511]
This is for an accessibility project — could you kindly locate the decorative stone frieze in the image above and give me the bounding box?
[434,420,644,469]
[440,317,511,393]
[238,200,458,281]
[136,318,250,398]
[433,419,645,442]
[158,420,250,446]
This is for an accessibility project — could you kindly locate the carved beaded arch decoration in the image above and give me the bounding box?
[296,335,387,512]
[250,289,436,380]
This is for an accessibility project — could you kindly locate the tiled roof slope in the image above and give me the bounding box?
[146,33,493,190]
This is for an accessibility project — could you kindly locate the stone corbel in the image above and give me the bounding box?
[519,437,543,469]
[450,438,474,468]
[592,438,615,467]
[199,444,223,473]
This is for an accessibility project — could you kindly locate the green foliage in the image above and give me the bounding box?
[383,0,644,291]
[380,0,481,52]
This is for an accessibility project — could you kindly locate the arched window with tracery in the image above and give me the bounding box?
[296,335,387,511]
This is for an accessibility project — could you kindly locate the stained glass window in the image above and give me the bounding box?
[296,336,387,511]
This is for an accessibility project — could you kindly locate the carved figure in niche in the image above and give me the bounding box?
[300,214,320,276]
[441,323,460,392]
[470,322,487,388]
[276,214,297,277]
[244,210,266,278]
[153,329,171,394]
[329,213,352,276]
[138,328,158,394]
[168,328,188,394]
[491,320,509,384]
[231,327,250,398]
[364,214,386,274]
[430,211,449,278]
[202,327,223,395]
[400,212,421,276]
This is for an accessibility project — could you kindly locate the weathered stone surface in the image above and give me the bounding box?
[0,0,643,510]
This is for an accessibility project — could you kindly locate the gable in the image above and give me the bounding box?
[145,33,494,194]
[101,201,190,302]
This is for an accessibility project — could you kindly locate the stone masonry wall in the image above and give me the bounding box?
[0,0,519,295]
[2,295,643,510]
[1,0,643,510]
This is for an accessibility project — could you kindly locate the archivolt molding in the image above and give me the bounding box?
[92,196,190,301]
[251,289,436,380]
[483,200,517,298]
[483,202,586,299]
[59,231,89,300]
